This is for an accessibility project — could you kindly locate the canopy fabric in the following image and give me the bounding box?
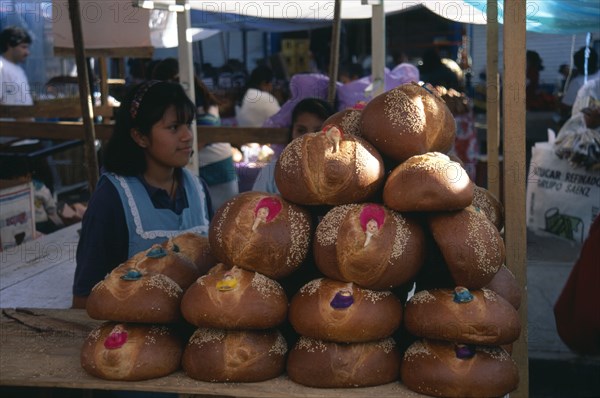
[463,0,600,34]
[188,0,600,34]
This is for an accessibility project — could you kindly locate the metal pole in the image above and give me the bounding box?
[67,0,99,192]
[176,0,199,175]
[371,0,385,97]
[327,0,342,104]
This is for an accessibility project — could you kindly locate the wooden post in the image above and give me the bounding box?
[371,0,385,98]
[486,0,501,199]
[327,0,342,104]
[68,0,99,192]
[502,1,528,396]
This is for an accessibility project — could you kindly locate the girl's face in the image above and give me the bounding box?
[140,105,194,170]
[291,112,325,140]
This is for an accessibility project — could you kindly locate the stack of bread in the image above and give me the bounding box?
[80,235,211,381]
[179,191,313,382]
[268,82,521,395]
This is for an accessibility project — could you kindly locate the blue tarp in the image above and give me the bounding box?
[463,0,600,34]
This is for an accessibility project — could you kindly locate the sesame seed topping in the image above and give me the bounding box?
[390,212,411,261]
[296,336,327,353]
[410,290,436,304]
[299,278,323,296]
[316,205,354,246]
[190,328,225,346]
[269,333,288,356]
[383,87,425,133]
[285,206,311,268]
[403,341,431,361]
[251,272,282,298]
[482,287,498,302]
[145,274,182,297]
[376,338,396,354]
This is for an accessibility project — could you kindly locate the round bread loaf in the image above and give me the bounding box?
[162,232,217,275]
[486,264,522,310]
[401,339,519,398]
[313,203,425,290]
[428,206,505,289]
[128,244,200,289]
[274,126,385,205]
[181,264,288,329]
[322,107,363,137]
[289,278,402,342]
[383,152,474,212]
[287,336,400,388]
[81,322,183,381]
[209,192,312,279]
[360,82,456,163]
[404,287,521,345]
[86,266,182,323]
[472,185,504,232]
[182,328,287,382]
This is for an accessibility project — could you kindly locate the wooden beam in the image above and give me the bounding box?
[68,0,99,193]
[53,46,154,58]
[502,1,528,397]
[486,0,501,199]
[0,100,115,119]
[327,0,342,104]
[0,122,289,146]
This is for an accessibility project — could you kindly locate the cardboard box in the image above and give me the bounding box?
[0,177,35,251]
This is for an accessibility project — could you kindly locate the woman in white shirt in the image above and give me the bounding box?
[236,65,281,127]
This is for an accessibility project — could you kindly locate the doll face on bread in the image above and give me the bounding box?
[104,324,128,349]
[252,197,282,231]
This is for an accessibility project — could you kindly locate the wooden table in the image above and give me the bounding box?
[0,308,427,397]
[0,222,81,309]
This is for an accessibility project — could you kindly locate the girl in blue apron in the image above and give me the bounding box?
[72,80,212,309]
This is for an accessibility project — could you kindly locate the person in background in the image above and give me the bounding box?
[338,62,364,84]
[236,65,281,127]
[554,213,600,355]
[252,97,335,194]
[0,26,33,106]
[418,48,461,91]
[72,81,212,309]
[152,57,238,211]
[561,46,599,119]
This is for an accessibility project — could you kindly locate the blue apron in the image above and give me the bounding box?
[104,168,210,257]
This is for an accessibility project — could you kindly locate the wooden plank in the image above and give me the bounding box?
[0,100,115,119]
[0,122,289,146]
[0,309,427,397]
[54,46,154,58]
[486,0,501,199]
[502,1,529,397]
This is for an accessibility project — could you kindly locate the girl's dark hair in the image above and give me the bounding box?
[152,57,220,113]
[247,65,274,89]
[291,97,336,126]
[0,26,32,52]
[103,81,196,176]
[574,46,599,74]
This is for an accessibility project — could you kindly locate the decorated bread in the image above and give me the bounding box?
[128,244,200,289]
[181,264,288,330]
[485,264,522,310]
[208,192,312,279]
[472,185,504,232]
[404,287,521,345]
[383,152,474,212]
[289,278,402,343]
[81,322,183,381]
[274,125,385,205]
[360,82,456,163]
[286,336,400,388]
[86,266,182,323]
[162,231,217,275]
[401,339,519,398]
[428,206,505,289]
[182,328,287,382]
[313,203,425,290]
[322,106,363,137]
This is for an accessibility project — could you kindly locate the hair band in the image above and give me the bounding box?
[130,80,161,120]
